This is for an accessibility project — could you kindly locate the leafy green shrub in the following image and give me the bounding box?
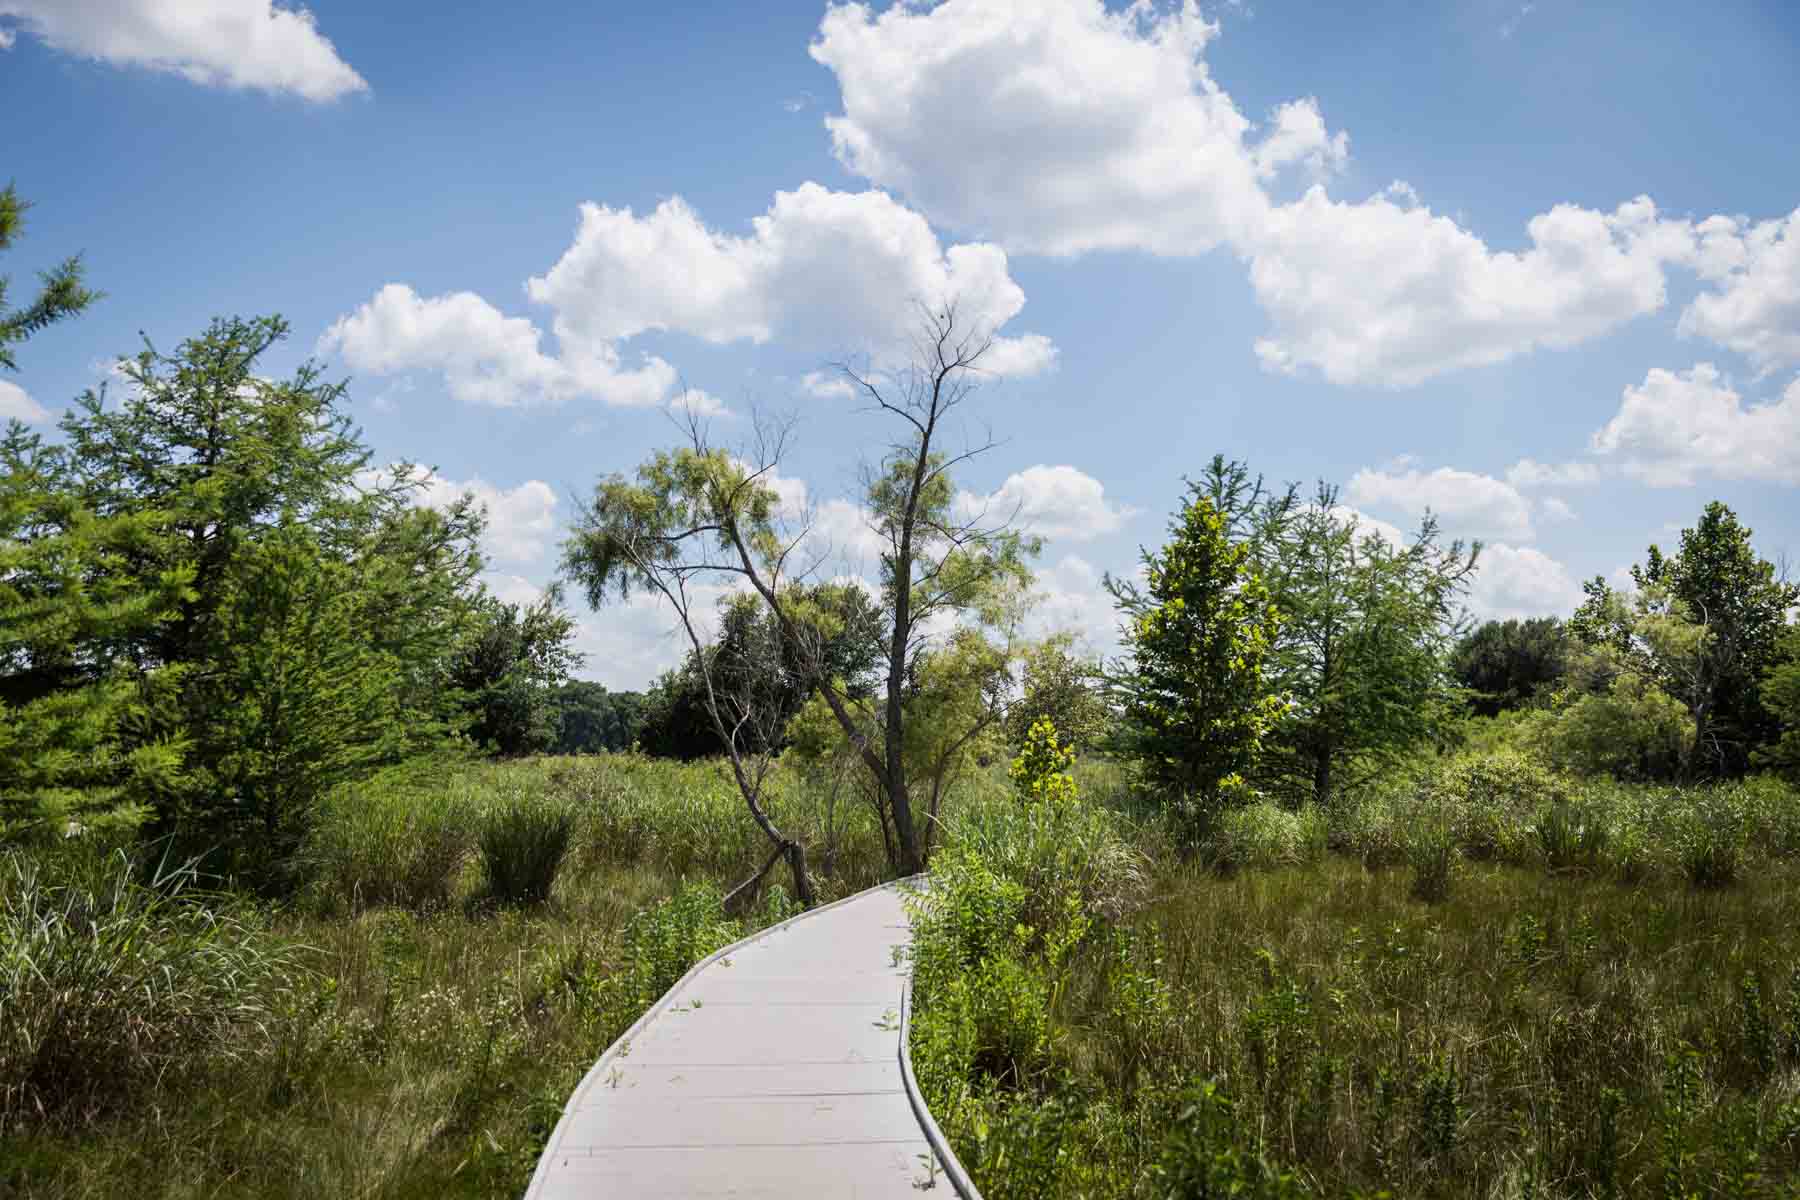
[478,791,576,905]
[566,880,742,1025]
[951,724,1145,927]
[0,850,293,1129]
[906,848,1085,1135]
[1149,1080,1308,1199]
[1527,671,1692,782]
[959,1090,1087,1199]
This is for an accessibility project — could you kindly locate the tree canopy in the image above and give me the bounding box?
[1450,617,1569,717]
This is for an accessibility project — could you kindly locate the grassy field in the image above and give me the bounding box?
[0,753,897,1200]
[907,748,1800,1199]
[9,746,1800,1198]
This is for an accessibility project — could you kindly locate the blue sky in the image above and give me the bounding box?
[3,0,1797,688]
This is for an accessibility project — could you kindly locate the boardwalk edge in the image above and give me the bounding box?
[896,887,984,1199]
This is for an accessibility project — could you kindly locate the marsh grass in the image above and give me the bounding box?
[301,757,476,913]
[908,750,1800,1199]
[0,851,295,1132]
[13,744,1800,1200]
[918,848,1800,1198]
[477,789,576,906]
[0,752,906,1199]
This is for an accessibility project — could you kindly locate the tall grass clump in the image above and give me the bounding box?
[1672,786,1746,889]
[302,760,475,912]
[479,788,576,905]
[0,849,293,1130]
[1210,801,1327,874]
[1406,819,1459,902]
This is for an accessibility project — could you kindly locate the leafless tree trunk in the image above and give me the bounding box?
[824,304,1026,874]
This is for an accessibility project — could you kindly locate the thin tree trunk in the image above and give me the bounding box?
[784,841,815,907]
[886,568,920,875]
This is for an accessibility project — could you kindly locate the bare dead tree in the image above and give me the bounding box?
[812,303,1037,875]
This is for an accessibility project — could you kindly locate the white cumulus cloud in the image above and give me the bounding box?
[525,183,1054,374]
[1539,497,1577,523]
[957,464,1136,542]
[1505,458,1605,488]
[319,284,676,409]
[799,369,857,400]
[1678,208,1800,372]
[1249,192,1691,387]
[0,379,49,423]
[1465,544,1585,623]
[0,0,366,101]
[1345,465,1536,543]
[811,0,1283,257]
[1590,363,1800,486]
[1026,553,1123,657]
[1251,97,1349,181]
[809,0,1785,389]
[324,186,1052,409]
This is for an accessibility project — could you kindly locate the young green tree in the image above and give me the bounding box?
[782,626,1012,868]
[49,316,485,860]
[1107,487,1282,832]
[901,628,1013,860]
[561,409,826,905]
[2,426,191,842]
[0,186,184,843]
[1189,458,1478,807]
[1539,585,1698,780]
[1760,625,1800,781]
[1007,632,1110,752]
[1265,496,1475,805]
[1612,502,1798,777]
[182,527,411,875]
[449,589,581,757]
[828,305,1038,872]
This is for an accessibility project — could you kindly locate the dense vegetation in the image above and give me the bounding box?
[6,186,1800,1199]
[907,730,1800,1199]
[1,755,894,1196]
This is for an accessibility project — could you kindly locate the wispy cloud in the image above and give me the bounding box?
[1500,3,1537,39]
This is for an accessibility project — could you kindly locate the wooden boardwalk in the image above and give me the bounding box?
[525,880,975,1198]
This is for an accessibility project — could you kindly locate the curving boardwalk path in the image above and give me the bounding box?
[525,880,973,1199]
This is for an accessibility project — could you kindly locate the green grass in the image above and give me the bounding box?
[906,755,1800,1199]
[14,742,1800,1199]
[0,752,899,1199]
